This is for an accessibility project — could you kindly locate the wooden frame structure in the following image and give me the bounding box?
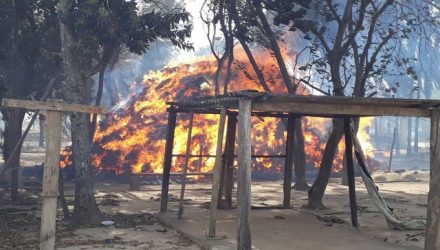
[2,98,106,250]
[160,91,440,250]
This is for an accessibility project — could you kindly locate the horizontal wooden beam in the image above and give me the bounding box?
[2,99,107,114]
[252,101,431,117]
[135,172,213,176]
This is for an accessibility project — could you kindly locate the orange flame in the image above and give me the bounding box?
[61,47,375,175]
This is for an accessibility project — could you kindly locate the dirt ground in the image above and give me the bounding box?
[0,171,430,250]
[0,128,432,249]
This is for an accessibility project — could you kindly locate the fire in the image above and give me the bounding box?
[61,47,375,175]
[60,146,72,169]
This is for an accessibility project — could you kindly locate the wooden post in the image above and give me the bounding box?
[237,99,252,250]
[178,112,194,219]
[344,118,358,228]
[387,127,397,173]
[197,144,203,172]
[160,110,177,212]
[1,98,106,250]
[208,107,227,237]
[218,113,237,208]
[283,114,296,208]
[225,113,237,209]
[40,110,62,250]
[130,174,140,191]
[425,109,440,250]
[217,146,227,208]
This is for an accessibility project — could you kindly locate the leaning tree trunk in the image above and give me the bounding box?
[59,0,101,225]
[293,119,309,191]
[3,109,25,202]
[307,118,344,209]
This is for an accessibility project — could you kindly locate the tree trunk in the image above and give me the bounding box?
[293,119,309,191]
[406,117,412,156]
[39,114,45,147]
[307,118,344,209]
[58,0,101,225]
[414,117,419,153]
[3,109,25,202]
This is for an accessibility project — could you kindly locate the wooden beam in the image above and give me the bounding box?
[160,110,177,212]
[2,98,107,114]
[344,118,358,228]
[426,109,440,250]
[208,106,227,237]
[178,112,194,219]
[225,113,237,209]
[253,101,430,117]
[136,172,212,176]
[40,110,62,250]
[283,115,295,208]
[237,99,252,250]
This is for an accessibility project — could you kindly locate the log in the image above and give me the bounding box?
[40,110,62,250]
[237,99,252,249]
[344,118,358,228]
[283,114,295,208]
[425,109,440,250]
[160,110,177,212]
[178,112,194,219]
[208,107,227,237]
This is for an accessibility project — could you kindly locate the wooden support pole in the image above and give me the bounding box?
[425,109,440,250]
[160,110,177,212]
[225,113,237,209]
[40,110,62,250]
[237,99,252,250]
[218,113,237,208]
[283,114,296,208]
[130,174,140,191]
[208,107,227,237]
[178,112,194,219]
[217,146,228,208]
[344,118,358,228]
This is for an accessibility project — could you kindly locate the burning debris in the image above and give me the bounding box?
[61,49,375,176]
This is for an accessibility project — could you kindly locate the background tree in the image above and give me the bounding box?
[0,0,60,201]
[57,0,192,225]
[269,0,438,208]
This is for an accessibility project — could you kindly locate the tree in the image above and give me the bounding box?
[0,0,60,201]
[207,0,311,190]
[57,0,192,225]
[269,0,437,208]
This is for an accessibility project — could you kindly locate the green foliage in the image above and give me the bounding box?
[60,0,192,74]
[0,0,60,98]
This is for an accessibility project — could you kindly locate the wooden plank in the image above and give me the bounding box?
[262,94,440,108]
[160,110,177,212]
[225,113,237,209]
[137,172,212,176]
[237,99,252,250]
[2,98,107,114]
[283,115,295,208]
[40,110,62,250]
[344,118,358,228]
[208,106,227,237]
[253,101,430,117]
[178,112,194,219]
[426,109,440,250]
